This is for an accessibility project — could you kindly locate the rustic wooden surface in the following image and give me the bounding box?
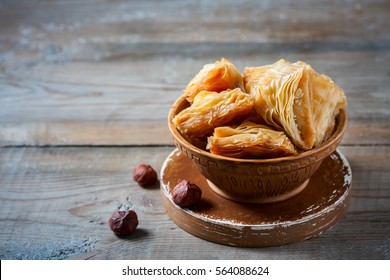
[0,0,389,259]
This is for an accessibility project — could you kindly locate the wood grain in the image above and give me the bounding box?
[0,0,389,260]
[1,0,389,146]
[1,0,389,42]
[1,49,389,146]
[0,146,388,259]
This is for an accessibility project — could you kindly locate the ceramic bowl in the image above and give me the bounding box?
[168,94,347,203]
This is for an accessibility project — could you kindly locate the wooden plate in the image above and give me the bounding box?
[160,149,352,247]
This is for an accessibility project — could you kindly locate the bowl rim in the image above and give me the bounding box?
[168,94,347,164]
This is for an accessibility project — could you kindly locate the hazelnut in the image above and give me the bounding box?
[133,164,158,186]
[172,180,202,207]
[108,210,138,236]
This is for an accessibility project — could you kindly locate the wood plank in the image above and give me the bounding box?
[1,0,389,43]
[1,50,389,146]
[1,0,389,146]
[0,146,388,259]
[0,0,388,263]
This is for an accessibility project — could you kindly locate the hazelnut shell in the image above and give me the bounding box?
[133,164,158,186]
[172,180,202,207]
[108,210,139,236]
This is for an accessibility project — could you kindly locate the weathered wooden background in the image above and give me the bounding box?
[0,0,389,259]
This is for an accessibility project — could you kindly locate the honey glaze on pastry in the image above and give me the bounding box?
[172,88,254,138]
[207,120,298,158]
[184,58,244,104]
[172,58,347,159]
[244,59,346,150]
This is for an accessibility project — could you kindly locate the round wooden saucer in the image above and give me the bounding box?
[160,149,352,247]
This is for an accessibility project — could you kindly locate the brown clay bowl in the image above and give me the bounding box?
[168,94,347,203]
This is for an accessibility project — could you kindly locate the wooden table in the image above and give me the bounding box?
[0,0,389,260]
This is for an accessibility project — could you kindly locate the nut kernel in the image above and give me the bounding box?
[133,164,158,186]
[108,210,138,236]
[172,180,202,207]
